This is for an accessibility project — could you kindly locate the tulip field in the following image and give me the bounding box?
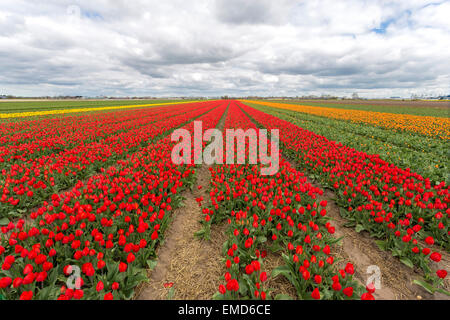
[0,99,448,300]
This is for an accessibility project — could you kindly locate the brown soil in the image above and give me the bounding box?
[263,250,298,299]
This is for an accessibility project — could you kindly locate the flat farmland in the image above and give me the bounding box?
[0,99,448,301]
[266,99,450,117]
[0,99,187,113]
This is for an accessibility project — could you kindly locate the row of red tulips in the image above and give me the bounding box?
[0,101,221,219]
[199,102,374,300]
[0,102,207,157]
[0,103,227,300]
[236,101,448,294]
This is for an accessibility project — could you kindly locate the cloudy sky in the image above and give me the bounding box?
[0,0,449,98]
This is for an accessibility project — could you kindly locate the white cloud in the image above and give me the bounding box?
[0,0,449,97]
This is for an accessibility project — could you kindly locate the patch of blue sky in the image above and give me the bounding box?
[82,10,103,20]
[371,18,396,34]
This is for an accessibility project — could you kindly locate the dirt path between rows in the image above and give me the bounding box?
[136,107,229,300]
[135,165,228,300]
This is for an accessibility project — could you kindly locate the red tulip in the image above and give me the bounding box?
[332,282,342,291]
[245,264,254,275]
[311,288,320,300]
[345,263,354,275]
[119,262,128,273]
[361,292,375,300]
[430,252,442,262]
[127,253,135,263]
[0,277,12,288]
[314,275,322,284]
[23,264,34,275]
[13,277,23,288]
[436,270,447,279]
[20,291,33,300]
[343,287,353,297]
[73,290,84,300]
[260,272,267,282]
[226,279,239,292]
[96,281,104,292]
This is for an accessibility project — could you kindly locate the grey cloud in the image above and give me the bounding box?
[0,14,25,36]
[214,0,287,25]
[120,58,170,78]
